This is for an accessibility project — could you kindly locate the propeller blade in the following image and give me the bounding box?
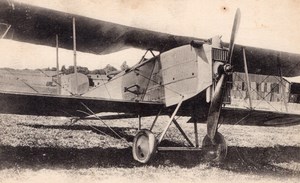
[206,9,241,142]
[207,74,225,141]
[227,8,241,64]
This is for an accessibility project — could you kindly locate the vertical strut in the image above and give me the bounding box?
[243,48,252,109]
[138,115,142,130]
[56,34,60,95]
[194,122,199,147]
[277,53,288,112]
[73,17,78,95]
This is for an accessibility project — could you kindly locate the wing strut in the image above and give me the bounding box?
[56,34,61,95]
[242,47,253,109]
[277,53,289,112]
[73,17,78,95]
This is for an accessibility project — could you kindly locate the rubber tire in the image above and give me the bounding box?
[202,132,228,162]
[132,129,157,164]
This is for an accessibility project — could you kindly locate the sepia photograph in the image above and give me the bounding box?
[0,0,299,182]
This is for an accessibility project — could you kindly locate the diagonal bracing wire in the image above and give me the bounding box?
[233,73,280,112]
[3,69,40,93]
[79,102,130,145]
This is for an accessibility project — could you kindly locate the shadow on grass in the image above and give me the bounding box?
[219,145,300,177]
[0,145,299,178]
[19,123,137,142]
[1,123,299,177]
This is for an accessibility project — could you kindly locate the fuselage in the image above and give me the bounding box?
[82,40,227,117]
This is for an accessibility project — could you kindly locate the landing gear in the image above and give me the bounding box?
[132,99,198,164]
[131,99,228,164]
[132,129,157,163]
[202,132,227,162]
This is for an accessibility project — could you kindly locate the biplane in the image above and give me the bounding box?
[0,0,300,164]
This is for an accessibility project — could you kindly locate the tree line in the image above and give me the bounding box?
[44,64,119,75]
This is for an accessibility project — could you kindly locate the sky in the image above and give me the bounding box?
[0,0,300,70]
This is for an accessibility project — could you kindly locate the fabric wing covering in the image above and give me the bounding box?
[0,0,300,77]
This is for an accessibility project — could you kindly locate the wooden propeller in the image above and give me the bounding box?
[206,9,241,143]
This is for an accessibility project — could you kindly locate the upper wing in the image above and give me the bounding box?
[230,44,300,77]
[0,0,199,54]
[0,1,300,77]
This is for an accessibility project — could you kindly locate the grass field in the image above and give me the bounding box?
[0,114,299,183]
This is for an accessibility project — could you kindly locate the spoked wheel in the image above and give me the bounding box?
[132,129,157,163]
[202,132,227,162]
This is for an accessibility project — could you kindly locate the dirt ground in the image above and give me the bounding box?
[0,114,299,183]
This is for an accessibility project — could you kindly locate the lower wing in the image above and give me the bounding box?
[0,91,163,118]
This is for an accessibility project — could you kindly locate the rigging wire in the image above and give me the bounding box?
[3,68,40,93]
[224,73,280,128]
[234,73,280,112]
[79,102,130,145]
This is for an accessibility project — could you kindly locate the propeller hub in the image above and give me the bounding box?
[216,63,233,76]
[223,64,233,75]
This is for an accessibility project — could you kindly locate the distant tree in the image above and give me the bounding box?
[61,65,67,74]
[50,67,57,71]
[77,66,89,75]
[90,69,106,75]
[120,61,129,71]
[67,66,74,74]
[104,64,117,74]
[60,65,119,75]
[60,65,90,75]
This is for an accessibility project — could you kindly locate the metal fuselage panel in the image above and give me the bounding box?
[160,44,213,106]
[83,44,213,109]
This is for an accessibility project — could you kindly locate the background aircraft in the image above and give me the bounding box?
[0,0,300,163]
